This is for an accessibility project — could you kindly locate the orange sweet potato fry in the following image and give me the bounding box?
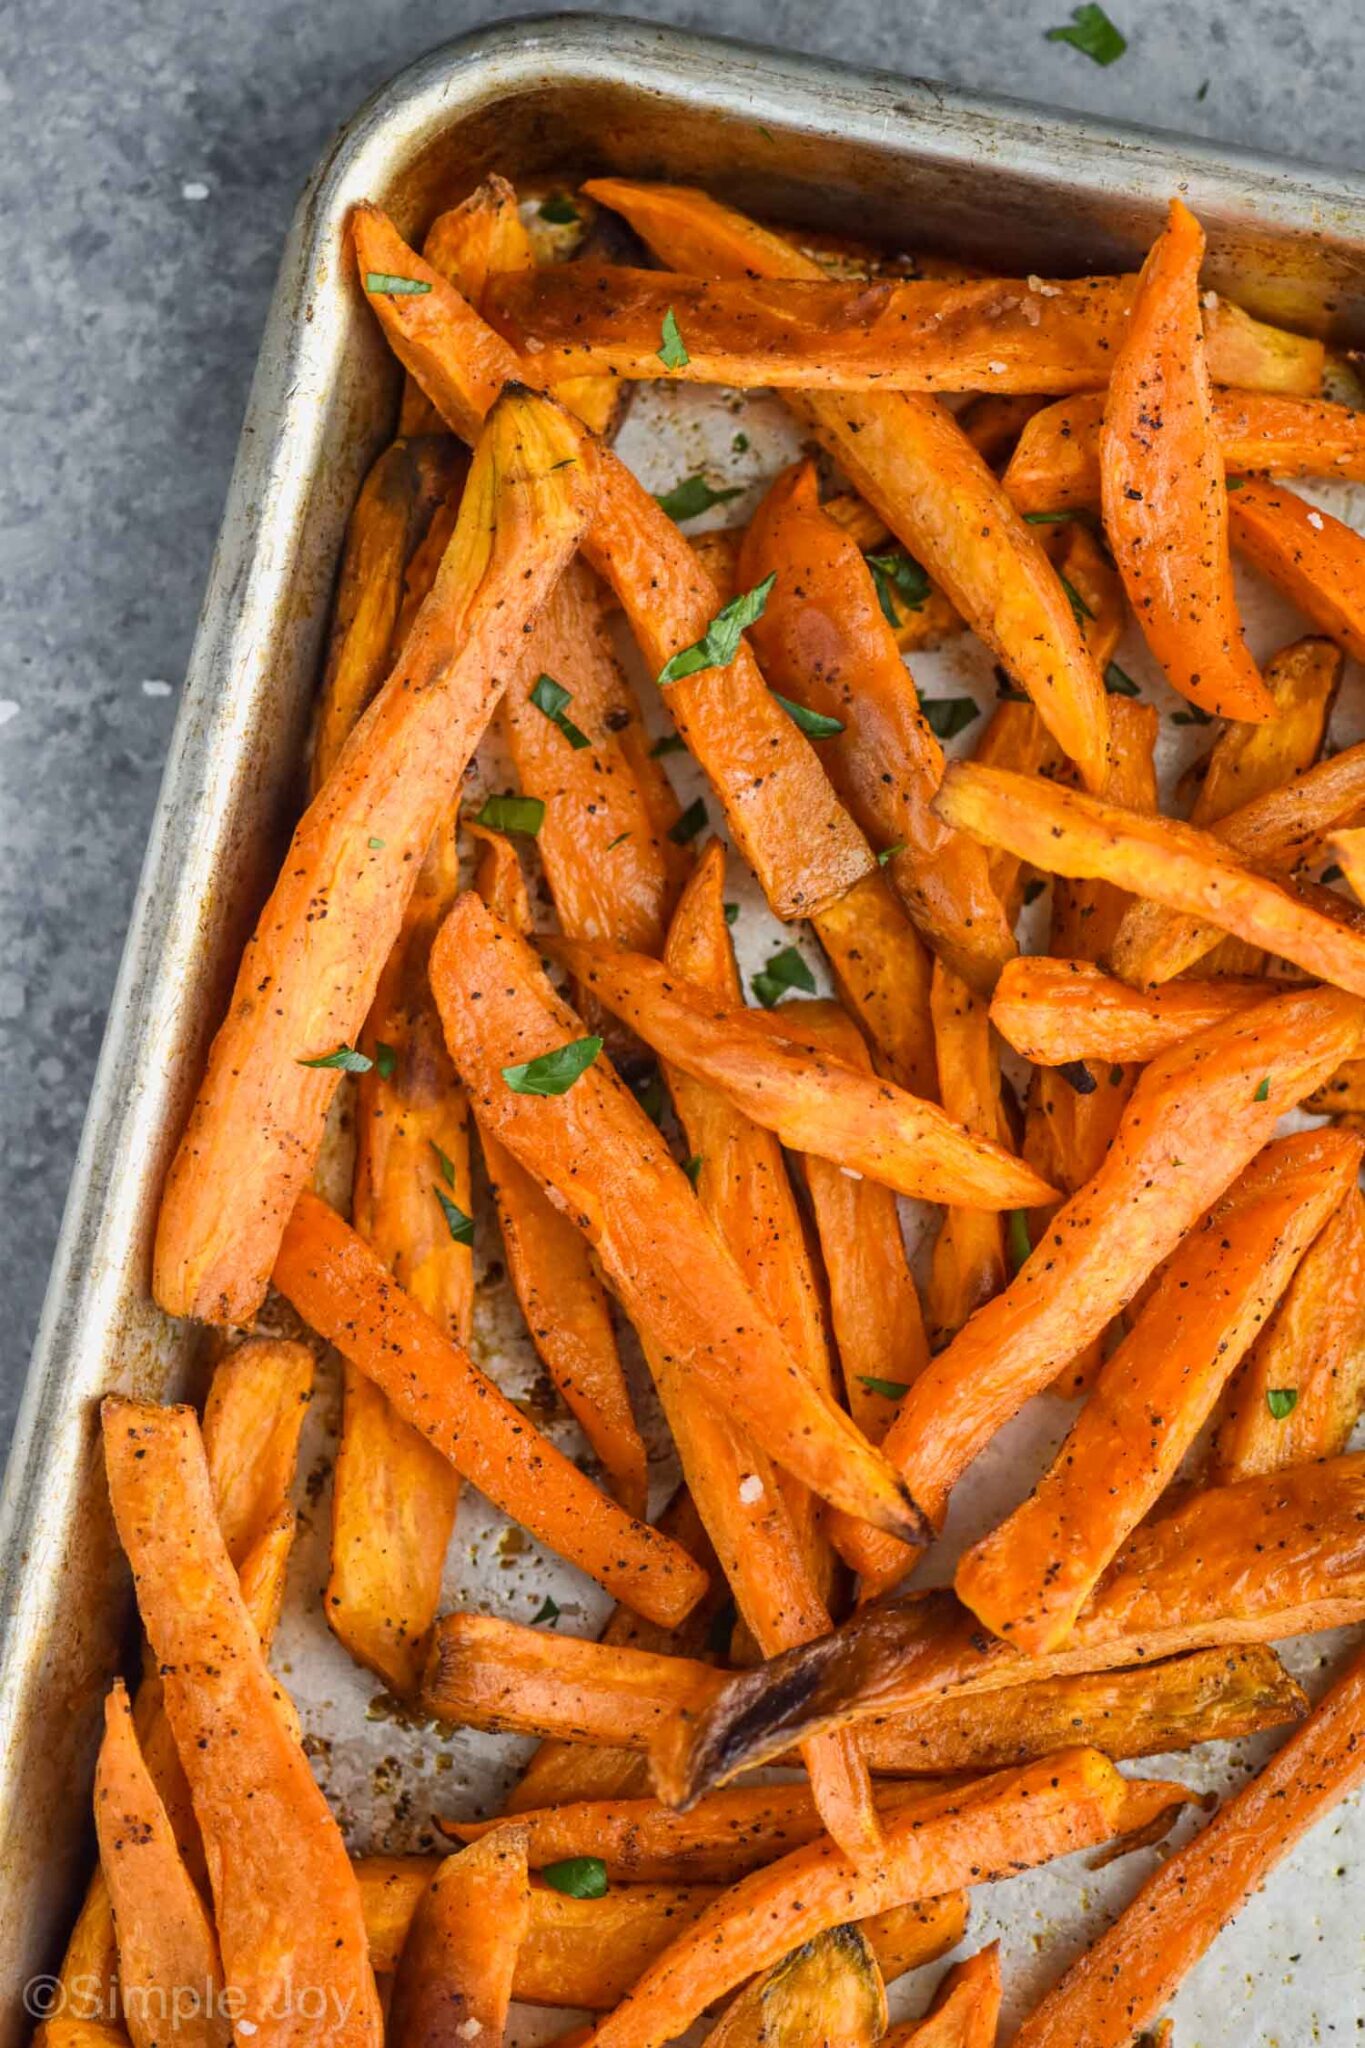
[701,1925,887,2048]
[93,1682,229,2048]
[957,1126,1363,1653]
[646,846,879,1860]
[154,387,594,1324]
[356,1856,966,2002]
[101,1400,382,2047]
[1210,1182,1365,1481]
[881,1942,1001,2048]
[738,459,1015,991]
[1101,199,1273,721]
[1013,1640,1365,2048]
[1330,822,1365,902]
[990,956,1276,1065]
[429,894,925,1539]
[793,1001,930,1444]
[970,698,1063,921]
[936,758,1365,997]
[470,825,649,1519]
[274,1188,704,1624]
[585,1752,1191,2048]
[388,1826,530,2048]
[807,871,938,1098]
[844,982,1365,1591]
[1005,387,1365,514]
[311,437,466,789]
[1229,474,1365,662]
[356,198,875,923]
[655,1455,1365,1799]
[926,961,1010,1349]
[546,937,1052,1209]
[582,178,1110,793]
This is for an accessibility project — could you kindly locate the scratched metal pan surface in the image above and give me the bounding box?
[5,13,1365,2045]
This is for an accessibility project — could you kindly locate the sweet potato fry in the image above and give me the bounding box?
[808,871,938,1098]
[586,1752,1191,2048]
[1210,1182,1365,1481]
[1304,1048,1365,1115]
[388,1826,530,2048]
[1101,199,1273,721]
[881,1943,1000,2048]
[101,1400,382,2047]
[738,459,1015,990]
[154,387,594,1323]
[311,436,466,789]
[274,1188,705,1623]
[701,1926,887,2047]
[545,937,1052,1209]
[357,197,875,923]
[956,1126,1363,1652]
[926,962,1010,1349]
[356,1858,966,2000]
[581,178,1110,793]
[1330,822,1365,902]
[429,895,924,1537]
[655,1455,1365,1799]
[1004,387,1365,514]
[487,263,1316,398]
[971,699,1063,921]
[803,983,1365,1588]
[93,1682,228,2048]
[1189,636,1339,823]
[989,956,1275,1064]
[1013,1640,1365,2048]
[1229,475,1365,662]
[794,1001,930,1443]
[937,758,1365,997]
[445,1780,943,1885]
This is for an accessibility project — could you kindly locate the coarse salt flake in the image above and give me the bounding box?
[0,701,18,728]
[987,360,1008,375]
[141,679,172,697]
[1307,510,1325,530]
[457,2023,483,2041]
[181,180,210,201]
[737,1473,764,1505]
[1203,290,1219,309]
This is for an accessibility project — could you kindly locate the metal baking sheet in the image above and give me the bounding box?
[4,16,1365,2044]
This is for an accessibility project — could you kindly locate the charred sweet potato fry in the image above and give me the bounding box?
[1013,1640,1365,2048]
[926,961,1010,1350]
[1005,387,1365,514]
[809,984,1365,1588]
[274,1188,704,1623]
[881,1943,1001,2048]
[655,1455,1365,1798]
[1211,1183,1365,1481]
[990,956,1276,1064]
[546,937,1052,1209]
[793,1001,930,1444]
[585,1752,1191,2048]
[739,459,1015,990]
[1101,199,1273,721]
[388,1826,530,2048]
[154,388,593,1324]
[937,758,1365,997]
[311,437,466,789]
[957,1127,1363,1652]
[93,1681,229,2048]
[807,871,938,1098]
[651,845,879,1860]
[582,178,1111,792]
[1229,476,1365,662]
[355,198,875,923]
[356,1857,966,2002]
[429,895,924,1538]
[446,1780,942,1885]
[101,1400,382,2047]
[701,1925,887,2047]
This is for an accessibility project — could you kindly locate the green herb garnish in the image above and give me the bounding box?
[1007,1208,1033,1275]
[365,272,432,295]
[1254,1076,1271,1102]
[530,673,590,751]
[368,835,386,849]
[724,902,740,925]
[658,307,690,370]
[867,550,930,626]
[1058,571,1094,624]
[668,797,708,845]
[1172,703,1213,726]
[431,1142,456,1187]
[1266,1388,1298,1420]
[752,944,816,1009]
[297,1044,371,1073]
[1104,662,1141,697]
[502,1036,604,1097]
[435,1189,474,1246]
[531,1593,561,1624]
[542,1857,609,1899]
[476,794,545,837]
[658,575,776,686]
[649,733,687,757]
[877,842,906,866]
[538,195,579,224]
[374,1042,398,1080]
[655,473,743,522]
[921,696,980,741]
[858,1376,910,1400]
[1044,4,1127,66]
[682,1154,703,1186]
[773,691,844,738]
[605,830,631,851]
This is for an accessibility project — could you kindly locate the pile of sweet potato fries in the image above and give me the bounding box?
[44,170,1365,2048]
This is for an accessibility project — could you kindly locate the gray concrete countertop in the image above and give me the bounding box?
[1,0,1359,1448]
